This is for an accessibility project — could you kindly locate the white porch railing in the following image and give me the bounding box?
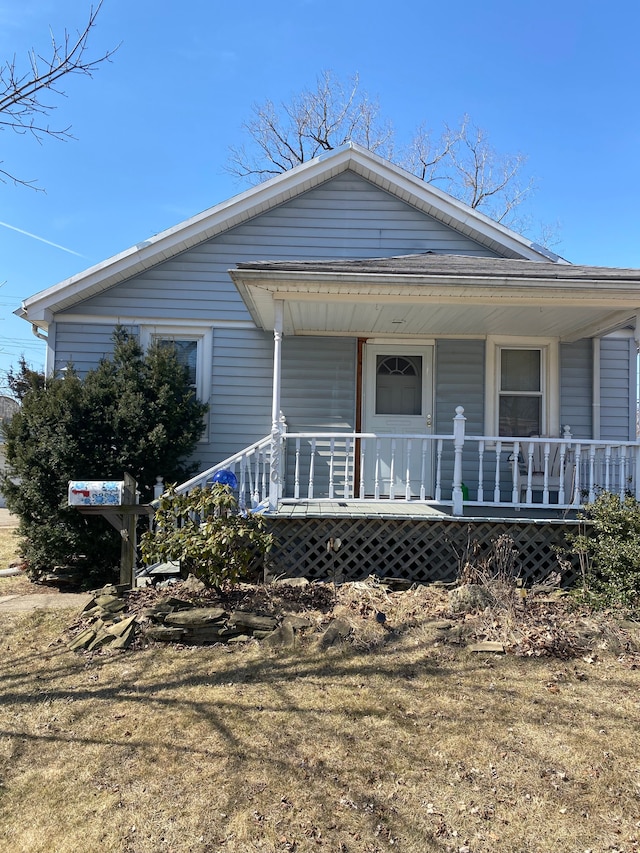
[157,408,640,515]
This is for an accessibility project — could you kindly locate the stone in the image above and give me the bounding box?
[145,626,187,642]
[319,617,352,647]
[273,577,309,587]
[263,622,296,648]
[105,615,137,637]
[229,611,277,632]
[68,627,97,651]
[110,624,136,650]
[164,607,226,627]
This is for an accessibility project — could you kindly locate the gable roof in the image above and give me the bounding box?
[17,143,563,326]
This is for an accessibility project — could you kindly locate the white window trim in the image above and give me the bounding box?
[485,336,559,438]
[140,324,212,442]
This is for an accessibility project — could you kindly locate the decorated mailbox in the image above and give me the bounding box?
[68,480,125,507]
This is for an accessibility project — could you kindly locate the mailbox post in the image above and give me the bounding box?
[68,473,153,588]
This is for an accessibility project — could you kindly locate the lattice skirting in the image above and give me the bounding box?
[265,516,582,587]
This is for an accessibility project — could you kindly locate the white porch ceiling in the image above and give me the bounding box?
[231,272,640,343]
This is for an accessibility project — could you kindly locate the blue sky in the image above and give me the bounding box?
[1,0,639,385]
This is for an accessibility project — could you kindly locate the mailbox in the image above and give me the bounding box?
[68,480,125,507]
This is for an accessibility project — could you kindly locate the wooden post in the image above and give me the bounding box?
[120,473,137,588]
[269,300,284,511]
[452,406,466,516]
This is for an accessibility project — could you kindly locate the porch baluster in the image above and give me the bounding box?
[405,438,412,500]
[604,444,612,493]
[511,440,520,504]
[494,440,502,503]
[359,439,366,499]
[420,439,427,501]
[260,449,267,504]
[620,446,628,498]
[308,438,316,499]
[558,444,566,505]
[588,445,597,503]
[250,454,260,507]
[294,439,301,500]
[477,442,484,503]
[435,439,443,502]
[238,458,247,512]
[344,437,352,500]
[389,439,396,500]
[374,439,381,500]
[573,444,582,504]
[452,406,466,515]
[524,441,534,504]
[542,442,551,505]
[328,439,336,499]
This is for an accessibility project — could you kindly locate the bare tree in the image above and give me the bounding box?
[227,71,394,182]
[0,1,117,188]
[228,72,537,229]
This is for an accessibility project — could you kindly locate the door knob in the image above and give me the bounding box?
[426,413,432,428]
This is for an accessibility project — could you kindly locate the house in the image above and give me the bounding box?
[16,143,640,582]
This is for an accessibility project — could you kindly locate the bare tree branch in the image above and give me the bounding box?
[0,1,118,188]
[227,71,394,184]
[227,74,549,236]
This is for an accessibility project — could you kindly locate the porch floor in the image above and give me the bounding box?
[275,500,449,520]
[271,499,577,524]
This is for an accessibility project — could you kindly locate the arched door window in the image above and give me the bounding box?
[375,355,422,415]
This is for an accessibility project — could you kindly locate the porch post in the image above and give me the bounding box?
[269,300,284,511]
[452,406,466,516]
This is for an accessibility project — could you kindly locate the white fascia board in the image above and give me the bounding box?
[18,143,559,324]
[230,268,640,303]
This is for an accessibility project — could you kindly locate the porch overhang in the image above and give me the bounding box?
[230,255,640,342]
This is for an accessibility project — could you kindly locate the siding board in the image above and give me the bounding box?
[600,337,635,441]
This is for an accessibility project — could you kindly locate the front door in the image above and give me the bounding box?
[363,344,434,497]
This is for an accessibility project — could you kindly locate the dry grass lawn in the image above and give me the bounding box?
[1,530,640,852]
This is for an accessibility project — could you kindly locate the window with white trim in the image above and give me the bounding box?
[498,348,542,436]
[140,325,212,441]
[486,337,559,438]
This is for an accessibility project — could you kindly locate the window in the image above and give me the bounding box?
[498,348,542,436]
[140,326,212,442]
[158,339,198,388]
[375,355,422,415]
[485,337,559,438]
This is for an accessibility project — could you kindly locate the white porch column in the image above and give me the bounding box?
[452,406,466,516]
[269,300,285,511]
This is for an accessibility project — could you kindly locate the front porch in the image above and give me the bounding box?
[169,408,640,516]
[155,412,639,585]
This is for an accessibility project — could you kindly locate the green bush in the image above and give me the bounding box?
[1,329,208,585]
[569,491,640,609]
[140,483,273,588]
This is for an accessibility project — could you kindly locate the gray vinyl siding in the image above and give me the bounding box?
[435,340,485,499]
[600,337,636,441]
[560,340,592,439]
[204,327,273,469]
[59,171,498,322]
[281,337,357,430]
[54,322,139,374]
